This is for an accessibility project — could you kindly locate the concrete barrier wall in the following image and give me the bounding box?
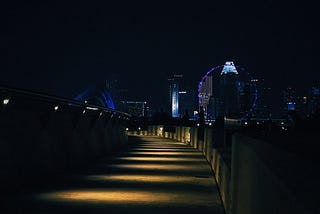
[230,133,309,214]
[0,100,127,188]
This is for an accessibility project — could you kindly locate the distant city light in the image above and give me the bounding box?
[82,110,86,114]
[208,122,212,126]
[256,122,260,125]
[126,128,129,131]
[220,61,238,75]
[244,121,248,125]
[160,127,163,131]
[86,106,99,111]
[3,98,10,105]
[197,123,200,127]
[99,112,103,116]
[54,105,59,111]
[138,127,141,130]
[179,91,187,94]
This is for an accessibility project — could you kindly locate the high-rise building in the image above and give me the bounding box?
[309,86,320,114]
[219,61,240,117]
[251,78,272,118]
[120,101,148,118]
[169,74,196,118]
[198,75,213,118]
[168,76,180,118]
[283,87,296,112]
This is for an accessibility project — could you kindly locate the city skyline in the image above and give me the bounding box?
[3,1,320,112]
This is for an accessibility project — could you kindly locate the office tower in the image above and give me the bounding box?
[120,101,148,118]
[283,86,296,112]
[309,86,320,114]
[198,75,213,119]
[168,76,180,118]
[251,78,272,118]
[219,61,240,117]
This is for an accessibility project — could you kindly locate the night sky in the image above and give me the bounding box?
[3,1,320,112]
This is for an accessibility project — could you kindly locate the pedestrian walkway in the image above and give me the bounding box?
[2,136,225,214]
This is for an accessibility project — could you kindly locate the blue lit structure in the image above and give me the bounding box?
[75,86,115,109]
[198,62,258,120]
[169,80,179,118]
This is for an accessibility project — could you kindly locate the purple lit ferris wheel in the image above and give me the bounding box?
[198,62,258,120]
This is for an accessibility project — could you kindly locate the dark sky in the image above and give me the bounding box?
[2,0,320,111]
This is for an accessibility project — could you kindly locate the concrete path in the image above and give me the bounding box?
[1,136,225,214]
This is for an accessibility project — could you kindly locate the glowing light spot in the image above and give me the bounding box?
[54,105,59,111]
[35,189,217,207]
[3,98,9,105]
[115,156,205,163]
[86,106,99,111]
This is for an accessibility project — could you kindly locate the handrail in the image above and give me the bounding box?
[0,85,131,117]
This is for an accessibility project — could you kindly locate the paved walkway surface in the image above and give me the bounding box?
[1,136,225,214]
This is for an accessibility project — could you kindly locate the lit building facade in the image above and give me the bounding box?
[169,77,180,118]
[198,75,213,118]
[120,101,148,118]
[251,78,272,118]
[283,87,296,112]
[219,61,240,117]
[169,74,196,118]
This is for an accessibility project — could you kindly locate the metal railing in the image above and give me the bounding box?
[0,85,131,119]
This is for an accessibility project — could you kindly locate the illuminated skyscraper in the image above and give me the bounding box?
[169,75,181,118]
[199,75,213,118]
[219,61,240,117]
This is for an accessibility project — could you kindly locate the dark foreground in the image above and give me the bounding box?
[1,136,224,214]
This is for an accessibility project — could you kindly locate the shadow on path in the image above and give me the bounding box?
[1,136,224,214]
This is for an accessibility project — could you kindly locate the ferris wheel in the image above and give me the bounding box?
[198,62,258,120]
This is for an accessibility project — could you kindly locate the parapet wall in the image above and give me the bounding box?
[0,89,128,189]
